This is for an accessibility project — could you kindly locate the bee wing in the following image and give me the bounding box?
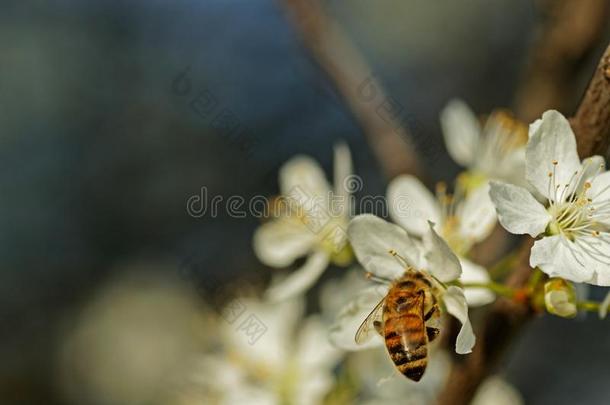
[354,297,385,345]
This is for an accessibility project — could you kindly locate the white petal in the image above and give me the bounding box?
[387,175,441,237]
[526,110,582,200]
[265,250,330,302]
[423,222,462,282]
[329,286,388,350]
[253,219,316,267]
[459,257,495,306]
[589,170,610,225]
[293,371,335,405]
[443,286,475,354]
[297,316,343,371]
[348,214,421,279]
[590,170,610,199]
[599,291,610,319]
[499,147,527,187]
[333,142,353,200]
[280,155,332,199]
[471,376,523,405]
[440,99,481,167]
[530,235,595,283]
[223,296,304,369]
[489,181,551,236]
[458,182,497,243]
[577,155,605,191]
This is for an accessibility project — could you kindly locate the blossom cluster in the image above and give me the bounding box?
[184,100,610,404]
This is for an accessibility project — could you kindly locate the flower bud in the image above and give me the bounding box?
[544,278,577,318]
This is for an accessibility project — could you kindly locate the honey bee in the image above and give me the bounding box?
[355,266,441,382]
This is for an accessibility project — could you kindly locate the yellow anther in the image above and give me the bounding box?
[552,160,558,165]
[435,182,447,193]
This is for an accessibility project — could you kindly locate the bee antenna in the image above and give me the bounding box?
[365,272,391,284]
[388,249,410,268]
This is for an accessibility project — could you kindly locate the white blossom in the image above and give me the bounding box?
[388,175,496,305]
[331,214,476,355]
[189,296,342,405]
[440,99,527,187]
[489,110,610,286]
[253,143,354,301]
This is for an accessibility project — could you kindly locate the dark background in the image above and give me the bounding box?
[1,1,609,404]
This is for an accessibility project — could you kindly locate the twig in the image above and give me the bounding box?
[571,44,610,158]
[513,0,609,122]
[277,0,422,178]
[437,43,610,405]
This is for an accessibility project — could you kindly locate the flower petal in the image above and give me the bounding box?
[530,235,596,284]
[265,249,330,302]
[440,99,481,167]
[443,286,475,354]
[489,181,551,236]
[526,110,582,200]
[471,376,524,405]
[329,286,388,350]
[577,155,605,191]
[253,219,316,267]
[297,316,343,371]
[387,175,441,237]
[458,182,497,243]
[223,296,304,369]
[423,222,462,282]
[348,214,421,279]
[280,155,332,199]
[459,257,495,306]
[589,170,610,225]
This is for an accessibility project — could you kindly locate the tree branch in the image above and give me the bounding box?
[277,0,422,178]
[571,44,610,158]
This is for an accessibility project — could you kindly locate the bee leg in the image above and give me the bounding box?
[426,327,440,342]
[423,305,437,321]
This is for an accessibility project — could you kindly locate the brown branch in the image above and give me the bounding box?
[513,0,610,123]
[438,43,610,405]
[571,44,610,158]
[277,0,422,179]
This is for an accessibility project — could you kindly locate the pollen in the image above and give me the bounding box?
[552,160,558,165]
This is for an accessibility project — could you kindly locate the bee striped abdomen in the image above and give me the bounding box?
[383,277,429,382]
